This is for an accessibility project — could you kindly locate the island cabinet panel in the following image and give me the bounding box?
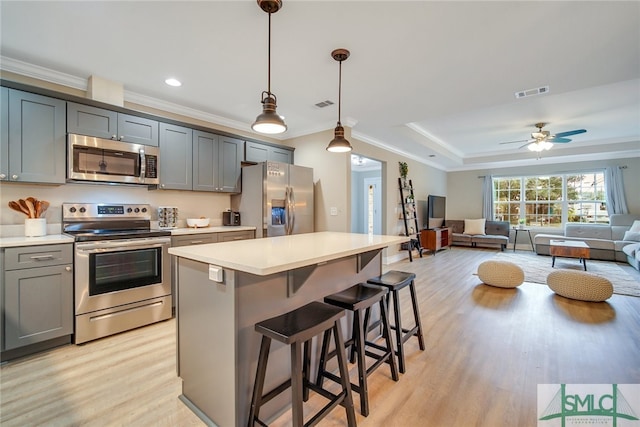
[5,89,66,184]
[175,250,383,427]
[158,123,193,190]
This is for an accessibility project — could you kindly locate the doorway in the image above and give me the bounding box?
[350,154,382,234]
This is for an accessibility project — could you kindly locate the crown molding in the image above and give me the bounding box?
[0,56,87,90]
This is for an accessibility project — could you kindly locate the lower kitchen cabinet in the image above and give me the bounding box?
[1,244,73,357]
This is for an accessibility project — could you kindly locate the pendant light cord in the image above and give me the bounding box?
[267,12,272,96]
[337,59,342,125]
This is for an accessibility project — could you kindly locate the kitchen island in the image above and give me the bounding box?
[168,231,408,427]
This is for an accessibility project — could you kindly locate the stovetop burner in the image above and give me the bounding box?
[62,202,170,241]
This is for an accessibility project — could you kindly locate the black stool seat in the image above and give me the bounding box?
[248,302,356,427]
[367,270,425,374]
[318,284,398,417]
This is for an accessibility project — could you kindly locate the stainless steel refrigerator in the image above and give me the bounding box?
[231,162,314,238]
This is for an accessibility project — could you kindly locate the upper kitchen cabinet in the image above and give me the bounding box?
[158,123,193,190]
[193,131,242,193]
[67,102,159,146]
[0,89,66,184]
[245,140,292,164]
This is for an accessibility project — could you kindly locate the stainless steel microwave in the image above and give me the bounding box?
[67,133,159,185]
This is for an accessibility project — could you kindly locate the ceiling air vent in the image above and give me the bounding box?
[515,86,550,99]
[314,100,334,108]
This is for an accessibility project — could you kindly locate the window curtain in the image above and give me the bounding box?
[482,175,493,219]
[605,167,629,215]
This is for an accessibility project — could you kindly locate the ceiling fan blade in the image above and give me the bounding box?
[499,139,531,145]
[554,129,586,138]
[548,137,572,143]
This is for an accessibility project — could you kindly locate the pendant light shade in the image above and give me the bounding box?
[327,48,352,153]
[253,0,287,135]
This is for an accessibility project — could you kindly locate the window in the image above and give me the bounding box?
[493,171,607,228]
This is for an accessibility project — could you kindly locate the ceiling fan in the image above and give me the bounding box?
[500,122,587,152]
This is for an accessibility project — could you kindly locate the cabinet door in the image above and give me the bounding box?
[269,146,292,164]
[217,231,255,242]
[193,130,217,192]
[67,102,118,139]
[245,140,269,163]
[159,123,193,190]
[8,89,66,184]
[4,264,73,350]
[0,87,8,181]
[171,233,218,247]
[217,136,242,193]
[117,113,159,146]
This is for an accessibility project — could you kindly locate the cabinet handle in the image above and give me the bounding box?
[190,240,204,244]
[119,136,124,141]
[65,266,72,272]
[12,174,19,180]
[111,135,117,140]
[0,173,5,179]
[30,255,54,261]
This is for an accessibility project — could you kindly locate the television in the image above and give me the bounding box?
[426,195,446,229]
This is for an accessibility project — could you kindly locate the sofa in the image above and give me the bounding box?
[533,214,640,270]
[445,219,510,251]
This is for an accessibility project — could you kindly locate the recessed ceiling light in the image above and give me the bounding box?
[165,78,182,87]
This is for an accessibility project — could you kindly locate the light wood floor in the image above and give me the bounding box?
[2,248,639,426]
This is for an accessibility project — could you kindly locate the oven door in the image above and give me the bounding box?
[74,237,171,315]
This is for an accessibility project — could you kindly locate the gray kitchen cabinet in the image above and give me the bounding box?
[1,89,66,184]
[193,131,242,193]
[245,140,292,164]
[158,123,193,190]
[218,230,256,242]
[0,87,8,181]
[67,102,159,146]
[1,244,73,352]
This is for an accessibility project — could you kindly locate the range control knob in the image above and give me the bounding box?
[79,207,86,213]
[134,208,140,213]
[127,207,133,213]
[69,207,77,213]
[141,207,147,213]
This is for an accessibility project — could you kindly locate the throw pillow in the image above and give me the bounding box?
[464,218,486,235]
[630,220,640,233]
[623,231,640,242]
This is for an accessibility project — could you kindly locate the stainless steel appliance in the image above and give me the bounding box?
[222,210,241,226]
[231,162,313,237]
[67,133,160,185]
[63,203,172,344]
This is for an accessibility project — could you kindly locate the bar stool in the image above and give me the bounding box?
[248,301,357,427]
[367,270,425,374]
[316,283,398,417]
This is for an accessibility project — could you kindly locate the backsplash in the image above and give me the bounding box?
[0,182,232,236]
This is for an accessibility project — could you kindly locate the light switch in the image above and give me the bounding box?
[209,265,224,282]
[330,207,338,216]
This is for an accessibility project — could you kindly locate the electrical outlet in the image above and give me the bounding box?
[330,207,338,216]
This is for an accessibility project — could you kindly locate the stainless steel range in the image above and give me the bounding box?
[63,203,172,344]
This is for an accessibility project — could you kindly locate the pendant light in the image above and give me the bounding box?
[326,48,352,153]
[252,0,287,135]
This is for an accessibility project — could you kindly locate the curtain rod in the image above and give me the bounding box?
[478,165,627,179]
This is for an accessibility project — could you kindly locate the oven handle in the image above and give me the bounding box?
[76,238,170,252]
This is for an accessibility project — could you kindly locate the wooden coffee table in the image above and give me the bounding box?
[549,240,590,271]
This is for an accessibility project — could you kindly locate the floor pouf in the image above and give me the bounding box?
[477,260,524,288]
[547,270,613,302]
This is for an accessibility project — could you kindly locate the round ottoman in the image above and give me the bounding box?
[477,260,524,288]
[546,270,613,302]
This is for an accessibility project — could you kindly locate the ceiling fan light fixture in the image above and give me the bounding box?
[528,141,553,152]
[253,0,287,135]
[326,48,352,153]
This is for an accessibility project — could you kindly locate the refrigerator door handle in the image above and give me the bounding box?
[289,186,296,234]
[285,186,292,235]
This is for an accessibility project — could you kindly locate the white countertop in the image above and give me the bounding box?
[169,226,256,236]
[0,234,75,248]
[169,231,409,276]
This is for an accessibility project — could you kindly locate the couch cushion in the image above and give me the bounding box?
[622,243,640,257]
[451,233,472,244]
[565,224,612,240]
[464,219,486,235]
[472,235,509,245]
[623,231,640,242]
[629,220,640,232]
